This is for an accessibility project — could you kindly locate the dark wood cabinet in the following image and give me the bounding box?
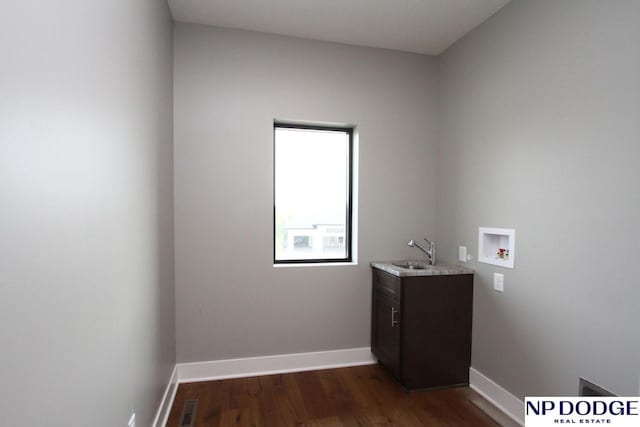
[371,267,473,391]
[372,291,401,378]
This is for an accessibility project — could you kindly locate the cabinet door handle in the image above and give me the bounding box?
[391,307,399,327]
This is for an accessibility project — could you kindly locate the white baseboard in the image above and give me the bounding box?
[153,347,375,426]
[157,351,528,427]
[177,347,376,383]
[469,367,524,426]
[152,365,178,427]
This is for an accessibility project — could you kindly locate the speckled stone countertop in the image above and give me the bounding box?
[370,261,474,277]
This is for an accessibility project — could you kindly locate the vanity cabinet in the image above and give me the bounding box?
[371,267,473,390]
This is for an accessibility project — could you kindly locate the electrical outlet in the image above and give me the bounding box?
[128,413,136,427]
[458,246,467,262]
[493,273,504,292]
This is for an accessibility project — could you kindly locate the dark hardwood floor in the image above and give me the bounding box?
[166,364,518,426]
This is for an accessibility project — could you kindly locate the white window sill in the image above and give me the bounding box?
[273,262,358,268]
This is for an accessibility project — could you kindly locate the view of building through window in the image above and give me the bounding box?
[274,125,352,262]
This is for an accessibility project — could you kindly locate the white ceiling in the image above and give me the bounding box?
[168,0,510,55]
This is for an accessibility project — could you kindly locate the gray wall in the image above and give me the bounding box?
[0,1,175,425]
[174,24,439,362]
[437,0,640,397]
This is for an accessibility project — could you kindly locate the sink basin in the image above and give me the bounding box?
[392,261,429,270]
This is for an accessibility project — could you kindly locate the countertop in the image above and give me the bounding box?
[370,261,474,277]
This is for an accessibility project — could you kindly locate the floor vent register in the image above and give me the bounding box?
[179,399,198,427]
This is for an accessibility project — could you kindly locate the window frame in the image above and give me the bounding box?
[273,122,354,265]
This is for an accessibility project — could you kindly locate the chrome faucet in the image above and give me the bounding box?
[408,238,436,266]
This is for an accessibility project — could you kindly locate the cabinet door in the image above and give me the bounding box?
[372,291,401,378]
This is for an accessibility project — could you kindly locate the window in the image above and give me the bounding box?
[274,123,353,263]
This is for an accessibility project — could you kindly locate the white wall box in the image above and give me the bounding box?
[478,227,515,269]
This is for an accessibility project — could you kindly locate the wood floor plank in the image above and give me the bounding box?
[200,380,224,426]
[166,364,511,427]
[219,408,241,426]
[295,370,336,420]
[257,373,288,427]
[335,365,381,409]
[275,373,310,424]
[304,416,345,427]
[316,369,363,427]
